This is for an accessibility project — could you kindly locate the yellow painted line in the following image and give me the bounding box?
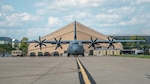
[76,57,91,84]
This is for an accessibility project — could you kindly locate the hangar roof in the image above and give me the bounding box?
[43,21,108,40]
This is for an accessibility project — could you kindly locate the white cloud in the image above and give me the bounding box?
[64,12,92,21]
[36,0,103,8]
[97,28,122,35]
[136,0,150,4]
[1,5,14,12]
[0,12,43,27]
[35,0,104,15]
[0,13,2,17]
[119,18,138,26]
[0,29,6,35]
[1,14,21,27]
[36,9,47,15]
[1,0,150,39]
[76,12,91,18]
[96,14,120,23]
[27,27,56,39]
[141,28,150,35]
[55,0,102,7]
[19,12,42,21]
[47,16,62,26]
[108,6,134,14]
[64,12,121,26]
[0,29,27,40]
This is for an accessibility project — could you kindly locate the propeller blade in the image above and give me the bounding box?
[39,36,41,42]
[107,37,116,49]
[42,39,46,43]
[34,36,46,50]
[88,44,93,48]
[34,40,39,43]
[112,38,114,41]
[55,46,58,50]
[54,37,63,50]
[93,44,95,49]
[54,38,58,42]
[42,43,47,46]
[94,38,98,42]
[91,37,93,42]
[60,45,63,49]
[88,37,98,49]
[35,44,39,47]
[107,43,115,49]
[59,37,62,42]
[108,37,111,41]
[40,46,42,50]
[107,45,110,49]
[112,45,115,49]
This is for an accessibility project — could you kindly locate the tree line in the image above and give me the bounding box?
[119,35,150,54]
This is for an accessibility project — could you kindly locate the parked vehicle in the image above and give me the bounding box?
[30,52,36,57]
[38,52,43,56]
[11,50,22,57]
[52,51,59,56]
[44,52,51,56]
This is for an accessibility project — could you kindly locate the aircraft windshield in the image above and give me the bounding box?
[72,42,79,45]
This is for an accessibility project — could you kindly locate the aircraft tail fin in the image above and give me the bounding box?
[74,20,77,40]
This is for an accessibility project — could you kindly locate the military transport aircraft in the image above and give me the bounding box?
[18,21,145,57]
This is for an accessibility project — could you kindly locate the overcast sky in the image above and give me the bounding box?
[0,0,150,40]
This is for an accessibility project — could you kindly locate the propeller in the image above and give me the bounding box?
[107,37,115,49]
[54,37,63,50]
[34,36,47,50]
[88,37,98,49]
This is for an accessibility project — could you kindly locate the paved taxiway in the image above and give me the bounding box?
[0,56,150,84]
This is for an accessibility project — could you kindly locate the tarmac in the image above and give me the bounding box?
[0,56,150,84]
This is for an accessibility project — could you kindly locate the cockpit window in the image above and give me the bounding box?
[72,42,79,45]
[74,43,78,44]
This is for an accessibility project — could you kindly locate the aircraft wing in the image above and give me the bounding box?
[43,40,71,44]
[14,40,71,44]
[80,39,145,49]
[80,40,110,43]
[81,40,145,44]
[15,36,72,50]
[17,39,145,44]
[111,40,145,43]
[13,40,36,43]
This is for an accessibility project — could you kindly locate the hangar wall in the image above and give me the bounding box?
[28,22,123,56]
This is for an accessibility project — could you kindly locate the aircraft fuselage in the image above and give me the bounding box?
[67,40,84,56]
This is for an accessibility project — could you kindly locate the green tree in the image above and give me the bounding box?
[122,35,146,49]
[20,37,29,56]
[129,36,142,49]
[130,35,138,40]
[0,44,13,54]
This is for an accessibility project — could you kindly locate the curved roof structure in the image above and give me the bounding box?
[28,21,123,55]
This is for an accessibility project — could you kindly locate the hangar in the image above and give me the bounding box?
[28,21,123,56]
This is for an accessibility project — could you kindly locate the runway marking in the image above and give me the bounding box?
[76,57,96,84]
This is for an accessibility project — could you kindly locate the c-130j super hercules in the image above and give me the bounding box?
[19,21,145,57]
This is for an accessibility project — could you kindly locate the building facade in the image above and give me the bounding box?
[28,22,123,56]
[0,37,12,45]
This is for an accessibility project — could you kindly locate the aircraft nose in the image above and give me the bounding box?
[73,46,79,53]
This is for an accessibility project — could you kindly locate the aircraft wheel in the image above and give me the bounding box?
[67,53,70,57]
[82,53,84,57]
